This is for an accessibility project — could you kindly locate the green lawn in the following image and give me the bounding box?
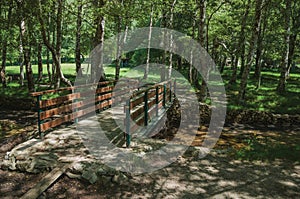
[220,69,300,114]
[1,63,300,114]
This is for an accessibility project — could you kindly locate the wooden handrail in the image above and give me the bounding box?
[124,79,176,147]
[130,80,172,98]
[30,79,139,97]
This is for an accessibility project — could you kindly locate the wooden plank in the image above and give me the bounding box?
[41,92,114,121]
[96,86,114,94]
[147,97,157,110]
[135,114,145,126]
[41,100,112,131]
[95,99,113,110]
[148,89,156,99]
[130,80,171,98]
[40,86,112,110]
[130,95,144,109]
[30,80,116,97]
[113,87,136,98]
[39,93,80,109]
[40,102,75,120]
[130,122,141,133]
[131,105,145,121]
[21,164,69,199]
[95,93,113,103]
[129,101,164,134]
[41,114,74,132]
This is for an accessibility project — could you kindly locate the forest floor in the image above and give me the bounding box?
[0,109,299,198]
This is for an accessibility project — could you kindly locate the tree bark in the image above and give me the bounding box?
[277,0,292,93]
[167,0,177,80]
[37,42,43,82]
[287,33,297,76]
[92,0,106,82]
[144,5,153,79]
[46,12,51,81]
[1,0,13,88]
[75,0,83,76]
[24,48,34,92]
[115,16,122,81]
[239,0,252,77]
[287,10,299,76]
[238,0,264,101]
[19,25,24,86]
[230,0,251,83]
[255,9,267,90]
[38,0,72,89]
[18,5,35,92]
[198,0,207,101]
[220,56,227,74]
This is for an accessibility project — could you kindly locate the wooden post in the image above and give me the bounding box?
[125,99,131,147]
[36,95,43,138]
[144,90,148,126]
[96,83,101,113]
[163,84,166,108]
[73,88,79,124]
[169,80,172,102]
[173,79,177,97]
[155,86,159,117]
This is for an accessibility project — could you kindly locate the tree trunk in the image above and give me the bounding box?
[198,0,207,101]
[239,0,252,77]
[144,5,153,79]
[189,47,194,84]
[238,0,264,101]
[51,14,56,84]
[24,49,34,92]
[160,1,168,82]
[38,0,72,89]
[189,18,200,89]
[115,16,122,81]
[255,11,267,90]
[18,4,34,92]
[37,42,43,82]
[167,0,177,80]
[92,0,106,82]
[220,56,227,74]
[46,49,51,81]
[177,57,182,71]
[287,34,297,76]
[75,0,83,76]
[46,12,51,81]
[1,0,13,88]
[277,0,292,93]
[19,25,24,86]
[229,54,238,84]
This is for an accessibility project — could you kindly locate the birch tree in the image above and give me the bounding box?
[238,0,265,101]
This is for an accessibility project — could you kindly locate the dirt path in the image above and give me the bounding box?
[0,110,299,198]
[1,151,299,198]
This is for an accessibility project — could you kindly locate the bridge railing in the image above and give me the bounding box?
[124,79,176,147]
[30,79,138,137]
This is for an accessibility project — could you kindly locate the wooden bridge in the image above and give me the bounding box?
[30,79,176,147]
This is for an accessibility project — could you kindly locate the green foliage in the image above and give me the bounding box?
[233,135,300,162]
[221,68,300,114]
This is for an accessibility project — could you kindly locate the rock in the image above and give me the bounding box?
[82,170,98,184]
[15,153,58,173]
[65,171,82,179]
[111,173,128,185]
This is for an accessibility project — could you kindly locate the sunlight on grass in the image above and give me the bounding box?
[1,64,300,114]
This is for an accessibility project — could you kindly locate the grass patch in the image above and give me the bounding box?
[233,135,300,162]
[221,69,300,114]
[1,63,300,114]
